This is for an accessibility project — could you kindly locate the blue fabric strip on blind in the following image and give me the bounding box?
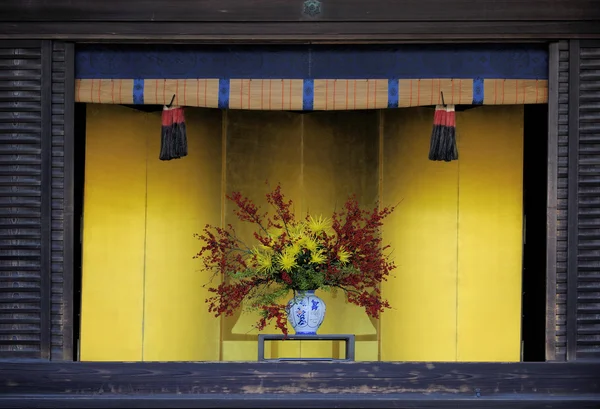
[75,44,548,81]
[472,78,484,105]
[303,79,314,110]
[132,79,144,104]
[388,79,399,108]
[218,79,230,109]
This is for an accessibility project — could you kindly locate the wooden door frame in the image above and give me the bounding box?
[1,1,598,406]
[0,0,599,42]
[60,40,562,363]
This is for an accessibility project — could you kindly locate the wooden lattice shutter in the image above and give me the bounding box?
[0,40,73,360]
[567,40,600,361]
[50,42,74,361]
[0,40,49,359]
[547,41,569,362]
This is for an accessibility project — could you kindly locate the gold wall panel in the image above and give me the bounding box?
[223,110,381,360]
[80,105,222,361]
[456,106,523,361]
[223,110,303,361]
[143,108,223,361]
[302,111,380,360]
[381,108,459,361]
[380,106,523,361]
[82,104,524,362]
[80,105,149,361]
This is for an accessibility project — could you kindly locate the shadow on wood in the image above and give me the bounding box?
[0,361,598,408]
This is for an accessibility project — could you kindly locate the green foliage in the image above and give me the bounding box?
[288,261,326,291]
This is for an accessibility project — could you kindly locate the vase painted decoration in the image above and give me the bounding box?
[286,290,326,335]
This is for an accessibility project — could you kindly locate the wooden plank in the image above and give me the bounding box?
[581,40,600,47]
[546,42,559,361]
[0,39,44,358]
[0,21,599,41]
[0,361,598,408]
[555,39,570,362]
[60,41,74,361]
[0,40,41,48]
[50,40,66,362]
[0,0,598,22]
[577,41,600,360]
[566,39,580,361]
[0,395,599,409]
[39,39,52,361]
[0,361,599,394]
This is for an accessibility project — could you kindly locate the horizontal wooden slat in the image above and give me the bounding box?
[553,41,569,362]
[1,21,600,41]
[0,42,43,359]
[0,70,41,81]
[575,44,600,360]
[50,43,67,361]
[0,47,40,56]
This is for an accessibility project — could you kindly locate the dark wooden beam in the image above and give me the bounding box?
[0,361,598,408]
[0,0,599,41]
[1,0,599,22]
[0,21,599,42]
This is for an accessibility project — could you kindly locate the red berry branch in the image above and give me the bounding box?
[195,184,396,335]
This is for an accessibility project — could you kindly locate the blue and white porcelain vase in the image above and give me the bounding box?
[286,290,326,335]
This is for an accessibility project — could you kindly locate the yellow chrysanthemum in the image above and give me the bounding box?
[288,223,306,238]
[257,254,274,273]
[287,242,302,257]
[310,250,327,265]
[277,249,298,272]
[308,215,333,235]
[298,235,319,252]
[251,247,275,273]
[337,247,352,264]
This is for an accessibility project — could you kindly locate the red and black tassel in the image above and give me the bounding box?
[160,102,188,161]
[429,104,458,162]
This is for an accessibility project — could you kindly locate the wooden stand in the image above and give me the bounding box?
[257,334,355,361]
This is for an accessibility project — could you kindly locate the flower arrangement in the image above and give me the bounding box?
[195,184,396,335]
